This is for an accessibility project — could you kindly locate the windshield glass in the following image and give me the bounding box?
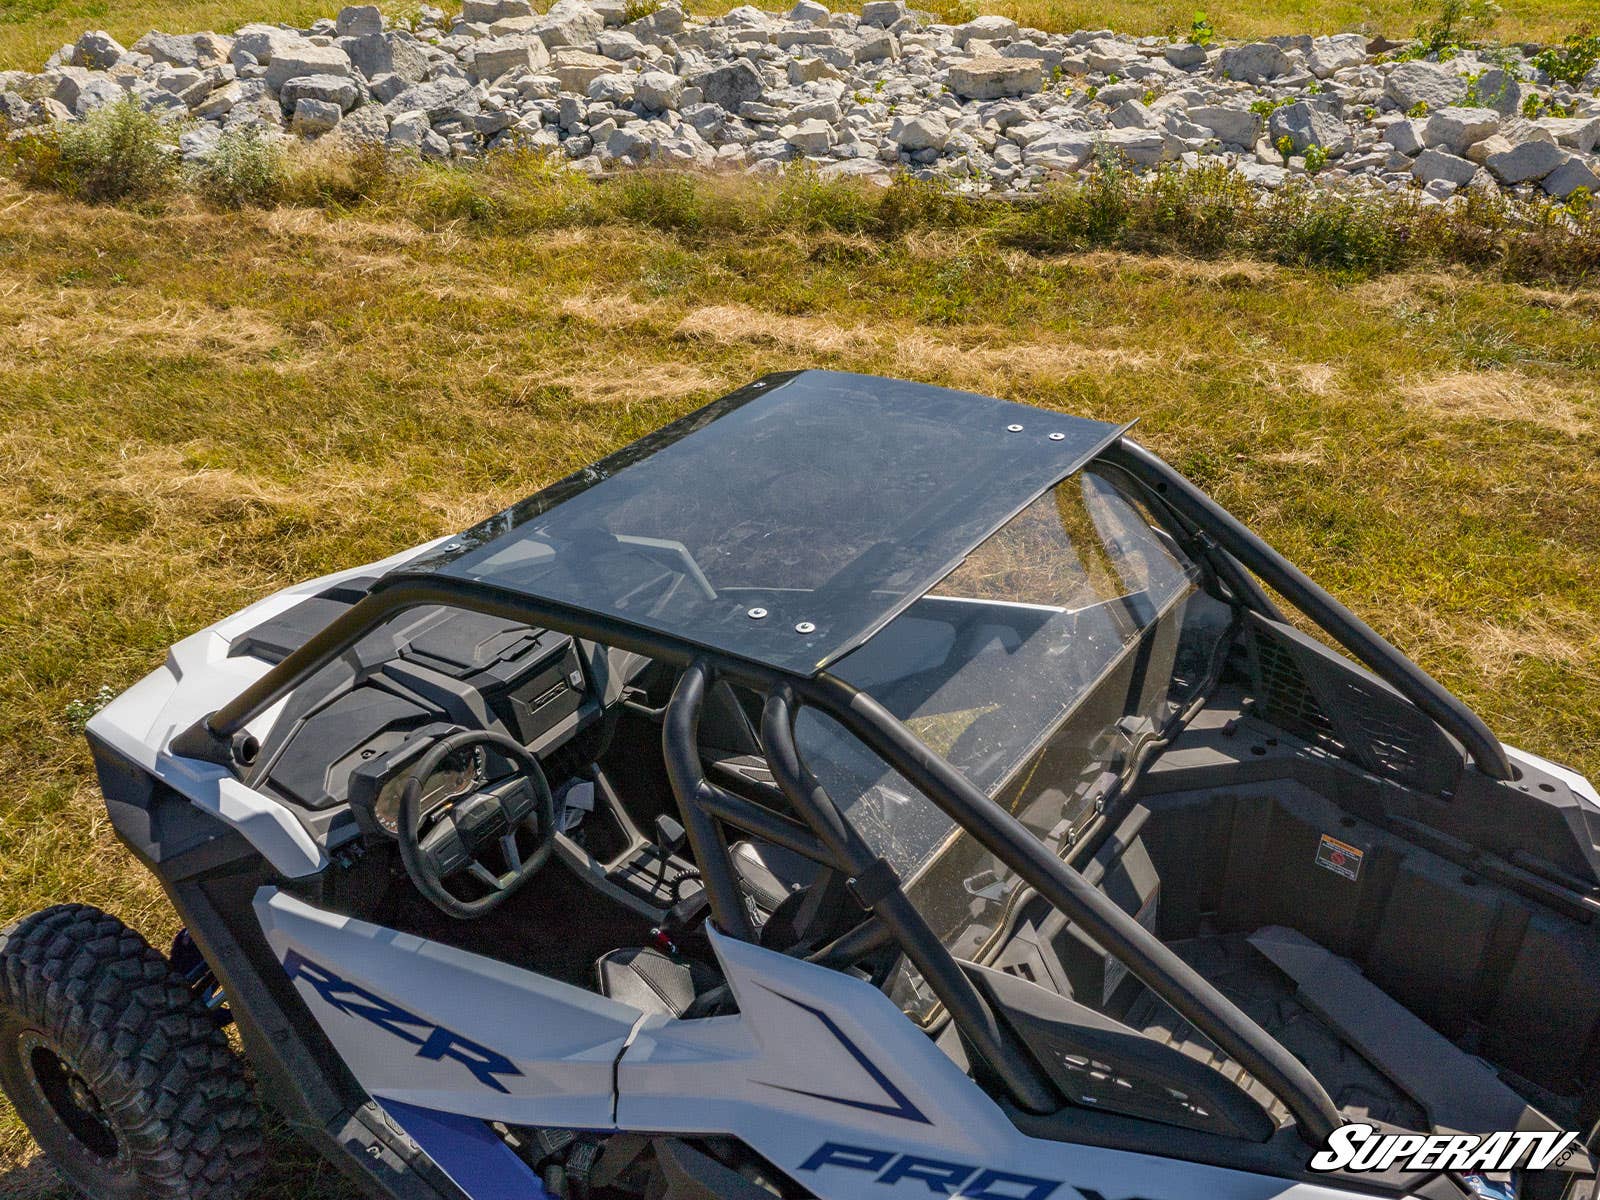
[407,372,1121,675]
[796,467,1232,1017]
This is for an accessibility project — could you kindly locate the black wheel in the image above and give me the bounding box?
[0,904,263,1199]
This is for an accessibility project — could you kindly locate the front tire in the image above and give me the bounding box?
[0,904,263,1199]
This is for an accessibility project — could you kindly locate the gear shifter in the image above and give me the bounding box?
[654,814,687,859]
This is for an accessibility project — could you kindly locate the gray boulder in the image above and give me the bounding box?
[1484,137,1565,183]
[1419,105,1498,155]
[1467,67,1523,116]
[860,0,906,27]
[232,25,299,66]
[691,59,762,108]
[264,42,352,91]
[71,31,126,69]
[388,109,430,148]
[280,73,360,112]
[1098,127,1172,166]
[338,33,429,83]
[1189,105,1261,147]
[73,75,124,115]
[292,96,342,134]
[1541,156,1600,198]
[385,76,476,119]
[462,0,533,21]
[133,31,203,68]
[892,111,948,150]
[1381,118,1422,154]
[470,35,550,82]
[533,0,604,49]
[1218,42,1291,83]
[1306,33,1365,78]
[1163,42,1207,69]
[635,70,683,111]
[1268,100,1348,155]
[1384,60,1465,111]
[947,56,1039,100]
[1538,116,1600,154]
[336,5,384,36]
[1411,147,1476,185]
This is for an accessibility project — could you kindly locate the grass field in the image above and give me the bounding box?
[0,132,1598,1200]
[2,0,1597,73]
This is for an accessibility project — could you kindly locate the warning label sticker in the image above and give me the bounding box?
[1315,834,1365,882]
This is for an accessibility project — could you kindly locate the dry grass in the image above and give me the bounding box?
[0,179,1598,1196]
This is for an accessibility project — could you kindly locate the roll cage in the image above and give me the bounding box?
[168,426,1516,1155]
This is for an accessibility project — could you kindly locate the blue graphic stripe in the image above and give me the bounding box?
[755,985,931,1125]
[380,1099,550,1200]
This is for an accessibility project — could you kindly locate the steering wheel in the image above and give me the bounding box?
[395,729,556,920]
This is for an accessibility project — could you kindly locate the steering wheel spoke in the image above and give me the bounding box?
[499,830,524,873]
[395,729,557,919]
[419,820,471,879]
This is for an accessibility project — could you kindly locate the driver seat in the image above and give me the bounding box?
[595,947,721,1018]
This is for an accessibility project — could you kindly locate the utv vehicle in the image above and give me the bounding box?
[4,371,1599,1200]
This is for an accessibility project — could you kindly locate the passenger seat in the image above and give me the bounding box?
[730,840,820,926]
[595,946,721,1018]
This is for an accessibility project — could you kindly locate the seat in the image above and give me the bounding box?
[595,946,720,1018]
[731,839,820,922]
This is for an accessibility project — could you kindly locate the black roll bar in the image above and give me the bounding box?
[757,685,1060,1116]
[662,663,763,943]
[1103,439,1513,781]
[802,673,1345,1145]
[170,575,785,766]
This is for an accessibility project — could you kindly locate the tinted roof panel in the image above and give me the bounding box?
[399,371,1124,675]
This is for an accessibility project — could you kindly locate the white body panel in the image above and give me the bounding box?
[258,888,1397,1200]
[86,538,448,877]
[258,889,635,1127]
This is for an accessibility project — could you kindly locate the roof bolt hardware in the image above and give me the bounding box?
[795,621,817,635]
[746,607,768,620]
[1007,424,1024,433]
[1048,432,1066,441]
[443,542,462,552]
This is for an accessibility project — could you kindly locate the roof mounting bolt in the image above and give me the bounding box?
[795,621,817,635]
[746,607,768,620]
[443,542,462,551]
[1007,424,1024,433]
[1048,432,1066,441]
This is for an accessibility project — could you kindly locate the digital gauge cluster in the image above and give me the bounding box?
[370,743,486,836]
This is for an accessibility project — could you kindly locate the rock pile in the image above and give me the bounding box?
[4,1,1600,201]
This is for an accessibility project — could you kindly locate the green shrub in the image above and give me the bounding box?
[11,99,178,203]
[1303,143,1328,174]
[1409,0,1502,56]
[189,126,288,208]
[1252,186,1403,272]
[1532,32,1600,87]
[1189,10,1216,46]
[621,0,661,22]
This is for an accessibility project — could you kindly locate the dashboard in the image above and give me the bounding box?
[229,580,618,849]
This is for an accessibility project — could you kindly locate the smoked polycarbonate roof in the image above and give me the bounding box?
[396,371,1126,675]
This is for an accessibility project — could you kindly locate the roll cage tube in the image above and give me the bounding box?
[756,679,1061,1115]
[1102,438,1513,782]
[170,576,789,767]
[800,672,1345,1146]
[660,662,1058,1114]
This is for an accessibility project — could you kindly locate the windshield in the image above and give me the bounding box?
[407,371,1122,675]
[796,468,1232,1017]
